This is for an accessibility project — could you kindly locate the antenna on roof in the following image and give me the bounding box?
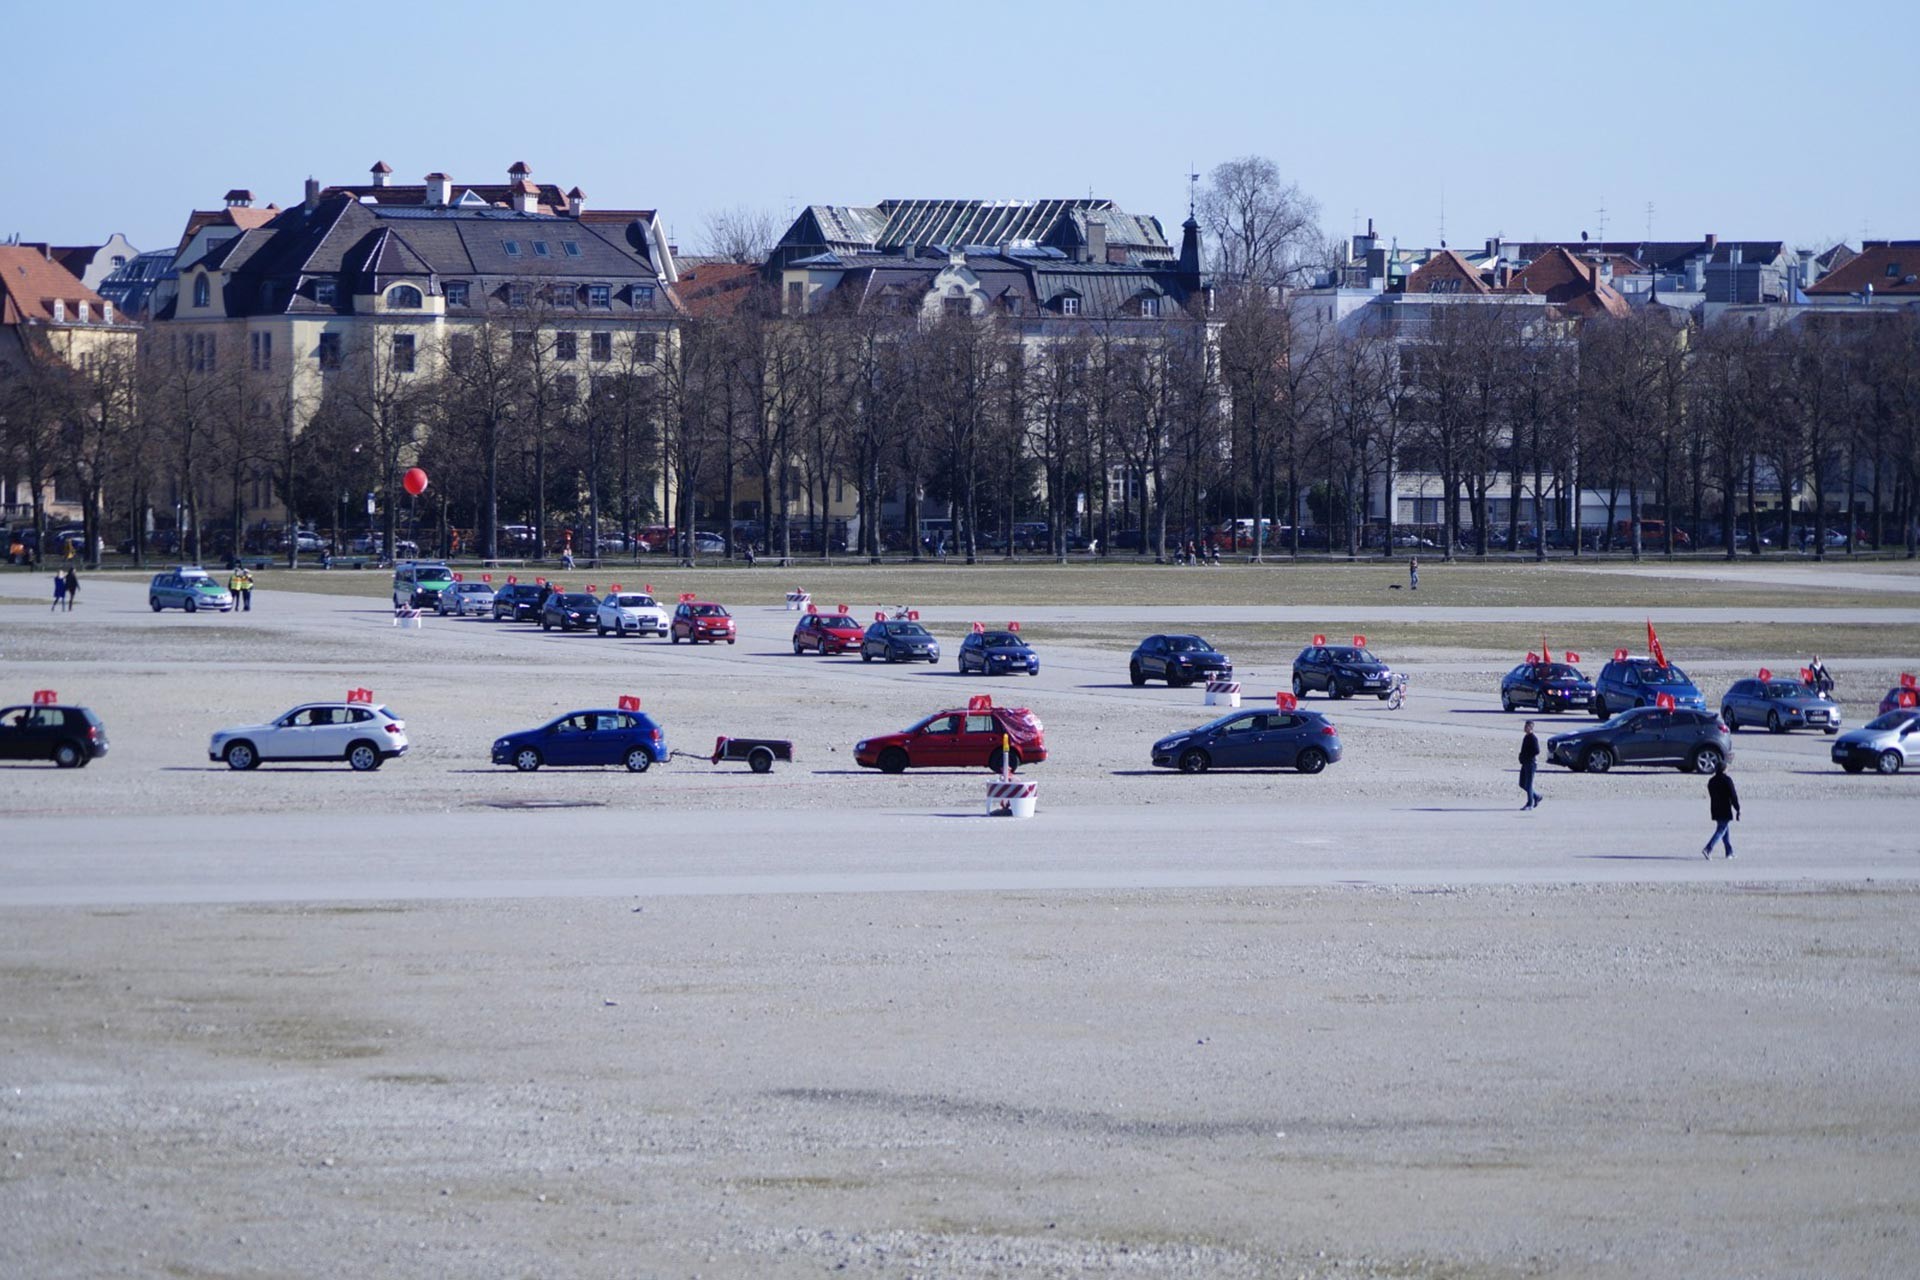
[1188,165,1200,219]
[1437,185,1445,249]
[1596,198,1608,243]
[1644,201,1655,240]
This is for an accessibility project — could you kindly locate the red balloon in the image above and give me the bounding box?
[402,467,429,497]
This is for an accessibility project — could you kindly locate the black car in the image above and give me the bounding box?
[491,583,550,622]
[1129,635,1232,687]
[1546,707,1733,774]
[1500,662,1596,714]
[861,620,941,664]
[0,703,108,768]
[540,592,599,631]
[1150,708,1342,774]
[1291,645,1394,700]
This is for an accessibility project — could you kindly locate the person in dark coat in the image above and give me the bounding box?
[1518,721,1542,810]
[62,567,78,610]
[1703,759,1740,858]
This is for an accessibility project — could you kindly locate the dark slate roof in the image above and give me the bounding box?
[772,198,1173,278]
[1504,239,1787,274]
[794,245,1201,321]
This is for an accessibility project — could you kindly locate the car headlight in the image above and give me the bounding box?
[856,740,870,752]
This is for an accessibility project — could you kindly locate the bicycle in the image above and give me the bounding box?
[1385,672,1410,711]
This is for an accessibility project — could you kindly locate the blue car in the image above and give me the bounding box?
[959,629,1039,676]
[862,620,940,664]
[1593,656,1705,718]
[491,708,668,772]
[1151,708,1342,774]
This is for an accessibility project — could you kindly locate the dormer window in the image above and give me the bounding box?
[633,284,655,308]
[588,285,611,309]
[193,276,211,307]
[53,299,66,322]
[1060,296,1080,316]
[1889,263,1903,278]
[445,281,469,307]
[1140,296,1160,317]
[386,284,423,309]
[314,279,337,306]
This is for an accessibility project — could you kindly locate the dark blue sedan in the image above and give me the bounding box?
[959,630,1039,676]
[1499,662,1595,713]
[491,709,668,772]
[1151,708,1342,774]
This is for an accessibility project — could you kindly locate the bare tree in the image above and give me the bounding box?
[1198,156,1323,288]
[699,206,778,265]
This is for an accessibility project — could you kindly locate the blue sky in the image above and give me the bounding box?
[8,0,1912,256]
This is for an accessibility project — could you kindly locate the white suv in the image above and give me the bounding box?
[209,702,409,771]
[595,591,668,637]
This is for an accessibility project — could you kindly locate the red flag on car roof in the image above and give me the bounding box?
[1646,619,1667,669]
[1540,636,1552,664]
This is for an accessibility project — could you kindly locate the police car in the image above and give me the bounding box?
[148,567,234,613]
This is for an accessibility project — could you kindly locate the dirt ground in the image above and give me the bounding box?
[2,567,1918,1277]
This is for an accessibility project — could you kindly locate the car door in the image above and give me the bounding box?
[1728,680,1759,723]
[962,713,1002,765]
[0,706,33,760]
[1207,712,1264,767]
[544,715,592,766]
[263,708,319,761]
[1252,713,1303,767]
[1143,637,1168,678]
[1618,710,1671,763]
[913,714,964,766]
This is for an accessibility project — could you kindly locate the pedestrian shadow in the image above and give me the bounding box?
[1576,854,1703,862]
[1449,709,1520,716]
[1404,805,1525,812]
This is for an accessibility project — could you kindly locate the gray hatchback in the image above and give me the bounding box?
[1547,707,1733,774]
[1720,678,1842,735]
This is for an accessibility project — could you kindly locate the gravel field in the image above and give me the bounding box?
[2,567,1918,1278]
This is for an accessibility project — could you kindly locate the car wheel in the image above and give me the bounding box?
[149,596,162,612]
[1501,692,1515,713]
[1766,710,1784,734]
[1129,661,1146,687]
[1722,707,1738,731]
[184,597,197,613]
[1690,745,1724,774]
[53,741,84,769]
[1177,748,1210,774]
[670,630,680,643]
[347,742,382,772]
[748,746,775,774]
[514,748,542,772]
[878,747,908,775]
[598,624,609,636]
[1876,750,1903,775]
[223,740,257,771]
[1594,701,1610,720]
[794,640,806,655]
[1841,761,1864,774]
[729,638,736,645]
[1296,747,1328,774]
[1292,674,1307,699]
[624,748,652,773]
[1582,746,1614,774]
[861,649,872,663]
[1168,672,1191,688]
[542,619,552,631]
[1329,682,1348,700]
[987,748,1020,774]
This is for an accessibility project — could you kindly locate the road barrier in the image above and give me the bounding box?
[1205,679,1242,708]
[986,779,1038,818]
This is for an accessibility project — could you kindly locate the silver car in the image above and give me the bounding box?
[1719,678,1842,735]
[1830,710,1920,775]
[437,581,496,616]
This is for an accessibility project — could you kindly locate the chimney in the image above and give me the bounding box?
[1705,233,1718,251]
[425,173,452,206]
[508,160,532,185]
[1086,216,1108,265]
[303,177,320,211]
[567,185,586,217]
[511,181,539,215]
[948,246,966,267]
[224,189,254,208]
[102,301,113,324]
[900,241,916,260]
[370,160,392,189]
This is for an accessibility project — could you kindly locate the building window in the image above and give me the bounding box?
[556,374,577,401]
[944,296,969,318]
[391,334,416,373]
[556,331,577,361]
[508,284,530,308]
[636,333,657,363]
[250,332,273,371]
[386,284,423,308]
[788,281,805,313]
[449,334,475,370]
[512,330,533,357]
[317,333,341,370]
[633,284,655,308]
[445,281,469,306]
[1887,263,1901,278]
[1140,295,1160,317]
[1060,296,1080,316]
[192,276,210,307]
[533,241,550,258]
[551,284,576,308]
[588,284,611,309]
[503,240,521,257]
[189,333,217,372]
[314,279,337,306]
[563,241,581,258]
[590,332,612,362]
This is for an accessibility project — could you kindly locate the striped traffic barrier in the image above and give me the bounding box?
[785,589,811,611]
[986,778,1038,818]
[1204,679,1241,708]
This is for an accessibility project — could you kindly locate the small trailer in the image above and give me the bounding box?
[706,735,793,773]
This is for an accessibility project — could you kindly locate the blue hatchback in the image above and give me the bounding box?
[1151,708,1342,774]
[492,709,668,772]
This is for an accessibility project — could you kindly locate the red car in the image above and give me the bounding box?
[792,612,863,655]
[1880,685,1919,715]
[855,698,1045,774]
[670,600,735,644]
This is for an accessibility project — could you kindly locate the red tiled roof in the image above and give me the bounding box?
[0,246,128,327]
[1506,247,1630,318]
[673,261,763,318]
[1806,242,1920,296]
[176,205,279,254]
[1403,249,1491,295]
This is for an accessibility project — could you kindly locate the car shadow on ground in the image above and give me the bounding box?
[1577,853,1704,861]
[1404,805,1531,812]
[1450,709,1524,716]
[160,765,365,774]
[1107,768,1300,777]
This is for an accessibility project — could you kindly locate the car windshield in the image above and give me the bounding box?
[694,604,727,617]
[558,594,595,607]
[1535,664,1581,679]
[1866,711,1920,732]
[1329,648,1375,664]
[983,632,1022,646]
[614,595,653,607]
[458,583,487,593]
[887,622,928,637]
[416,569,452,585]
[1166,636,1211,653]
[1601,708,1651,729]
[1764,681,1806,697]
[1637,665,1689,685]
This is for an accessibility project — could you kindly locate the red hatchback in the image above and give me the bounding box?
[792,612,863,655]
[670,600,736,644]
[855,698,1045,774]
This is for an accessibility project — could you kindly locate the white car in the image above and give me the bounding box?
[437,581,496,616]
[595,591,669,637]
[209,702,409,772]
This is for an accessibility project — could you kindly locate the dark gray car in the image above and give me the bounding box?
[1546,707,1733,774]
[1719,678,1842,735]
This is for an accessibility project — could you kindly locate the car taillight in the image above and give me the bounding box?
[1715,720,1728,732]
[650,728,661,742]
[1321,725,1338,736]
[384,724,402,734]
[87,726,99,742]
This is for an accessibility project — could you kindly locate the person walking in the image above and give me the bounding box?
[1408,555,1420,591]
[1518,720,1542,810]
[62,567,78,611]
[1702,759,1740,859]
[50,571,66,611]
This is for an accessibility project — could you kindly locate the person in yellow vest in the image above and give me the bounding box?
[235,566,255,612]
